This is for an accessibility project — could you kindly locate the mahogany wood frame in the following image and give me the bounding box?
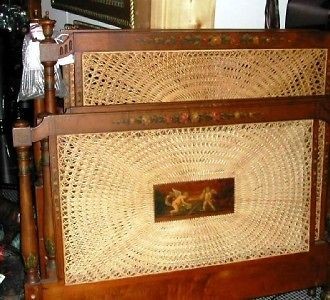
[12,21,330,299]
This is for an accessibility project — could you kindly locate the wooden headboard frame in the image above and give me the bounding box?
[38,19,330,111]
[12,18,330,299]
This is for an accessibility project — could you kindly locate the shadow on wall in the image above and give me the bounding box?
[286,0,330,29]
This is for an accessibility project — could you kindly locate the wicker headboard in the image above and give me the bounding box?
[54,30,330,109]
[78,49,325,105]
[58,119,314,285]
[14,96,330,299]
[13,28,330,299]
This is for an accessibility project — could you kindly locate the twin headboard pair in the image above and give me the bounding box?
[12,21,330,299]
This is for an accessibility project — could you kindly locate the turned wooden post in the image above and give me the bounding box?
[14,120,40,284]
[33,97,46,278]
[41,136,57,278]
[39,16,57,114]
[30,15,46,184]
[38,15,58,278]
[33,97,44,185]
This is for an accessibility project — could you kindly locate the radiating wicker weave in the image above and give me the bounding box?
[58,121,313,284]
[81,49,326,106]
[57,120,313,285]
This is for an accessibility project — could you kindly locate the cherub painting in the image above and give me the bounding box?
[200,186,217,211]
[154,178,235,222]
[165,189,192,215]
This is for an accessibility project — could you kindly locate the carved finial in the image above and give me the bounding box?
[14,119,29,129]
[39,13,56,43]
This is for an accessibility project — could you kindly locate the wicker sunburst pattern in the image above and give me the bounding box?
[57,121,312,284]
[81,49,326,106]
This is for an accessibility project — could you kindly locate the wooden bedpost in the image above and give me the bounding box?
[41,135,57,278]
[13,120,40,284]
[33,97,44,185]
[38,15,58,278]
[39,15,57,114]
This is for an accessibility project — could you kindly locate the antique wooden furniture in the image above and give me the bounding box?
[13,26,330,299]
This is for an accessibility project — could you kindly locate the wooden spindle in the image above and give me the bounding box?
[33,97,44,185]
[33,98,47,278]
[41,137,57,278]
[14,120,40,284]
[38,15,58,277]
[39,16,57,114]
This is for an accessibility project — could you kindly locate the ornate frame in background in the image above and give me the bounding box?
[51,0,215,29]
[51,0,135,28]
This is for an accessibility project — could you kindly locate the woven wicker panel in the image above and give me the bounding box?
[81,49,326,105]
[57,120,312,285]
[315,121,326,240]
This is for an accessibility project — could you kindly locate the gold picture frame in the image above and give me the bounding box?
[51,0,134,28]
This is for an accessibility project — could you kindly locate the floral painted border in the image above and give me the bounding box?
[115,110,261,126]
[138,33,286,47]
